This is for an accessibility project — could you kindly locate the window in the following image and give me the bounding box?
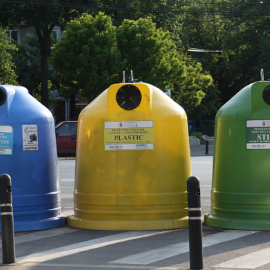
[56,122,77,136]
[6,30,18,42]
[52,27,61,40]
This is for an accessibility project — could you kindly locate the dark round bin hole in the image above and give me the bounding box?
[0,89,6,106]
[116,84,142,110]
[262,85,270,105]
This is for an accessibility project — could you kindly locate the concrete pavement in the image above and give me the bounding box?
[190,143,214,157]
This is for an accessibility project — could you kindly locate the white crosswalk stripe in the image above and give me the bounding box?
[4,226,270,269]
[15,228,259,268]
[17,230,173,263]
[110,230,258,265]
[214,246,270,269]
[17,262,179,269]
[61,194,73,198]
[60,179,74,182]
[0,227,78,247]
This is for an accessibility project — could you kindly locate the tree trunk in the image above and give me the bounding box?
[35,25,54,108]
[40,52,49,108]
[69,94,76,120]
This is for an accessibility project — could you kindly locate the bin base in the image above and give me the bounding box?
[204,214,270,230]
[67,215,188,230]
[2,216,67,232]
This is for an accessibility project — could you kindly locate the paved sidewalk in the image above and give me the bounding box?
[190,143,214,156]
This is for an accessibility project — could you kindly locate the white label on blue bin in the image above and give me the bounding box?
[0,126,13,155]
[22,125,38,150]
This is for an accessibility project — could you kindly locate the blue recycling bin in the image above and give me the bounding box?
[188,120,195,134]
[0,85,66,231]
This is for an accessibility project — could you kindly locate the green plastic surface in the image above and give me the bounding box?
[204,82,270,230]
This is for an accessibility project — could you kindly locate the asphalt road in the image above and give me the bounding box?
[1,155,270,270]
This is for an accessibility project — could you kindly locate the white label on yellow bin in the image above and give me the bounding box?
[104,121,154,150]
[22,125,38,150]
[246,120,270,149]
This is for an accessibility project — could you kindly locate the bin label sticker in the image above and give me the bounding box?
[22,125,38,150]
[246,120,270,149]
[104,121,154,150]
[0,126,13,155]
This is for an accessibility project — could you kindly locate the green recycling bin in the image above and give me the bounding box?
[204,81,270,230]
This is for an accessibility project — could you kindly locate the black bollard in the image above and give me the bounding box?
[205,139,209,154]
[0,174,16,264]
[187,176,203,270]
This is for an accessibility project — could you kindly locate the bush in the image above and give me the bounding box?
[190,131,203,138]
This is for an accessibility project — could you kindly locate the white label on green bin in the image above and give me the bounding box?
[22,125,38,150]
[246,120,270,149]
[0,126,13,155]
[104,121,154,151]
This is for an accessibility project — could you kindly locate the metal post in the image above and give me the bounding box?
[0,174,16,264]
[187,176,203,270]
[205,139,209,154]
[123,71,126,83]
[130,70,134,82]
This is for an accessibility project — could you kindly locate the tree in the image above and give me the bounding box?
[181,0,270,105]
[172,60,219,120]
[52,12,124,101]
[180,0,227,106]
[11,29,43,93]
[116,16,219,119]
[0,28,18,85]
[99,0,185,50]
[12,29,58,94]
[0,0,99,108]
[52,13,217,120]
[116,17,186,90]
[99,0,185,27]
[219,0,270,101]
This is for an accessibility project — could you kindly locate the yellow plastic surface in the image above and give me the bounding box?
[68,83,191,230]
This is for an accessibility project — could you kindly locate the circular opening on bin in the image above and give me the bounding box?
[263,85,270,105]
[0,89,6,106]
[116,84,142,110]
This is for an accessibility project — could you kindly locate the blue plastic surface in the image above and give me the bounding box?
[188,120,195,134]
[0,85,66,231]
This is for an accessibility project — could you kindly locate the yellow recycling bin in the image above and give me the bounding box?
[67,82,191,230]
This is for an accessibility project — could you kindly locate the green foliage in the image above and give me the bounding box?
[180,0,228,106]
[0,0,99,29]
[52,12,216,119]
[0,28,18,85]
[190,131,203,139]
[11,30,41,92]
[0,0,100,107]
[116,17,186,90]
[52,12,124,100]
[100,0,185,31]
[181,0,270,105]
[172,60,219,119]
[218,0,270,100]
[4,0,224,119]
[12,28,58,96]
[33,80,57,110]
